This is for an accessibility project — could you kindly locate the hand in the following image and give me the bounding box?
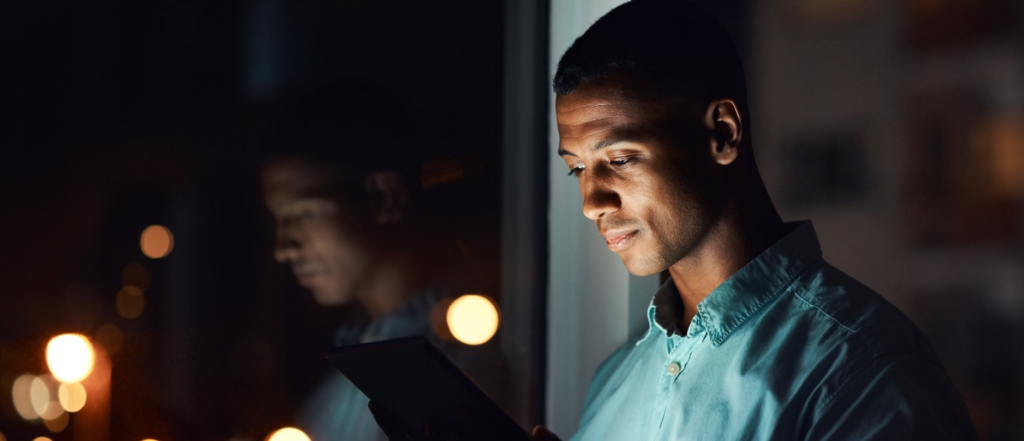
[531,425,561,441]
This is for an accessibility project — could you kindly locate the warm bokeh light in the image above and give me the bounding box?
[33,437,53,441]
[116,286,146,319]
[141,225,174,258]
[266,427,311,441]
[0,430,6,441]
[46,334,96,383]
[141,438,159,441]
[43,408,69,432]
[446,294,500,345]
[12,374,38,420]
[95,323,125,355]
[29,376,51,417]
[122,263,151,290]
[58,382,87,412]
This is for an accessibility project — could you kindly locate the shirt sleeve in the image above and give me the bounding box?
[805,353,977,440]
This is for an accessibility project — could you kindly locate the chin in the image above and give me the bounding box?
[619,253,664,278]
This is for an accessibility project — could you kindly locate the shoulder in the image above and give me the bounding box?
[785,260,939,361]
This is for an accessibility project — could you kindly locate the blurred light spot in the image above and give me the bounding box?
[446,295,500,345]
[58,382,87,412]
[12,374,39,420]
[46,334,96,383]
[33,437,52,441]
[141,439,159,441]
[116,286,146,319]
[29,376,51,417]
[266,427,311,441]
[140,225,174,259]
[122,263,151,291]
[420,153,465,188]
[42,407,68,432]
[95,323,125,355]
[0,430,6,441]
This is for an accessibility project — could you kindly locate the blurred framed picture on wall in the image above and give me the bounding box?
[903,84,1024,246]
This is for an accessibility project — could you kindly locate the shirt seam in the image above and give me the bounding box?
[711,260,818,346]
[813,351,946,415]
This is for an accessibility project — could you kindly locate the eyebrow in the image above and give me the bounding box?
[557,138,627,158]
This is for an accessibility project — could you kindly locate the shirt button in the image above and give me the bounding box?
[666,361,681,376]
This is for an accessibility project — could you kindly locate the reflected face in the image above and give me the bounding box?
[556,80,717,276]
[262,159,372,306]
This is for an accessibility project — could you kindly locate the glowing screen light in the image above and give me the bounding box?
[266,427,311,441]
[58,382,87,412]
[46,334,96,383]
[446,294,500,345]
[140,225,174,259]
[12,374,39,420]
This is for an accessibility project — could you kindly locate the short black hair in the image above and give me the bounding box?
[262,79,419,187]
[553,0,746,110]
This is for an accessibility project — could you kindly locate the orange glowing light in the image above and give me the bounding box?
[43,408,69,432]
[116,286,146,319]
[140,225,174,259]
[446,294,500,345]
[46,334,96,383]
[32,437,53,441]
[266,427,311,441]
[122,263,151,290]
[12,374,38,420]
[58,382,87,412]
[95,323,125,355]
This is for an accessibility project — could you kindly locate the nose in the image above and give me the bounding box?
[273,225,302,263]
[580,172,620,220]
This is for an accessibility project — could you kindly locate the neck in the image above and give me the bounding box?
[355,254,426,320]
[667,174,785,328]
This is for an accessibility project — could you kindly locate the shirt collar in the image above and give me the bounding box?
[644,221,822,347]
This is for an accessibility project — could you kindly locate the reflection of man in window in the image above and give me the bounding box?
[262,84,504,441]
[541,0,977,439]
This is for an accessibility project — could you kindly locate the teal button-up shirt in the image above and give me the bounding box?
[571,222,976,440]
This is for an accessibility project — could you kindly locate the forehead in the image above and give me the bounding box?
[262,159,334,207]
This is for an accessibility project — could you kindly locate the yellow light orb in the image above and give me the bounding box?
[33,437,53,441]
[266,427,311,441]
[446,294,500,345]
[58,382,87,412]
[29,377,51,417]
[11,374,39,420]
[140,225,174,259]
[46,334,96,383]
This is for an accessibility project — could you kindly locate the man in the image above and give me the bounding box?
[262,83,505,440]
[543,1,977,439]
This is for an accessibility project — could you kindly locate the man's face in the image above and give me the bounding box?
[262,159,372,306]
[556,80,718,276]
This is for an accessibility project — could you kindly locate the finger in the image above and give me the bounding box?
[368,401,413,441]
[531,425,561,441]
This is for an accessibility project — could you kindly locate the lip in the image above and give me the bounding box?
[292,267,324,286]
[602,229,639,252]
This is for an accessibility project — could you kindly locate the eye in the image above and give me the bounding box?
[609,157,635,167]
[567,164,585,177]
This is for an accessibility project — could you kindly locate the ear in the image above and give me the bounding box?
[704,99,742,166]
[364,171,409,225]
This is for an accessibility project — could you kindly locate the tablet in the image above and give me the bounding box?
[324,336,530,441]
